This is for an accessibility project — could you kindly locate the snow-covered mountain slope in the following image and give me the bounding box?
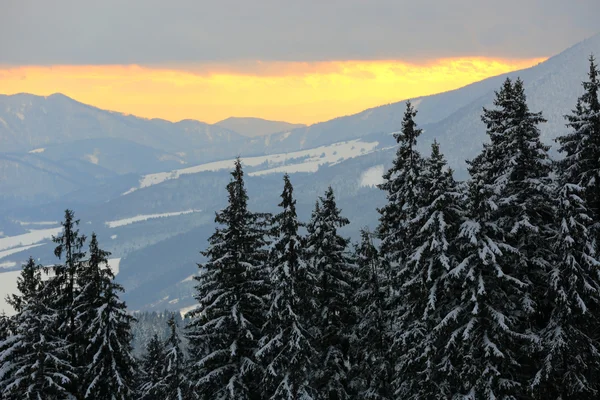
[123,137,384,194]
[253,33,600,163]
[1,33,600,313]
[0,93,245,155]
[215,117,305,137]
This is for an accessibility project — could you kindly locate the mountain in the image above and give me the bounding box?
[253,33,600,174]
[215,117,305,137]
[0,93,250,164]
[1,33,599,314]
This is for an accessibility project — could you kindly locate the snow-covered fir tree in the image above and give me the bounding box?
[0,258,74,399]
[48,208,87,387]
[78,234,137,399]
[305,187,356,400]
[0,313,10,344]
[531,177,600,398]
[484,78,555,386]
[138,334,167,399]
[375,100,425,395]
[377,100,424,273]
[186,158,270,400]
[257,174,317,400]
[396,141,463,399]
[445,79,543,399]
[531,59,600,398]
[557,55,600,229]
[352,229,392,399]
[162,315,191,400]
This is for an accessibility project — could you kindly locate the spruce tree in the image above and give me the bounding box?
[445,79,541,398]
[138,334,167,399]
[530,178,600,398]
[352,229,392,399]
[49,208,87,387]
[557,55,600,229]
[78,234,137,399]
[257,174,317,400]
[163,315,191,400]
[375,100,424,396]
[396,141,463,399]
[186,158,269,400]
[0,313,10,343]
[377,100,423,272]
[0,258,74,399]
[305,187,356,400]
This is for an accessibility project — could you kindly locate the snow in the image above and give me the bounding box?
[123,139,380,194]
[108,258,121,275]
[0,270,21,315]
[0,227,62,252]
[0,258,121,316]
[28,148,46,154]
[85,151,100,165]
[249,162,319,176]
[180,304,200,318]
[17,220,58,226]
[359,165,385,188]
[110,234,118,240]
[0,261,16,269]
[412,98,423,109]
[105,209,202,228]
[0,244,46,259]
[15,112,24,121]
[280,131,292,140]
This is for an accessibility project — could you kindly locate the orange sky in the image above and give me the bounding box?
[0,57,547,125]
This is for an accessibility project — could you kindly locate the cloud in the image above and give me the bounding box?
[0,57,546,124]
[0,0,597,64]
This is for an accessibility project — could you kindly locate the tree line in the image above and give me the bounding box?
[1,56,599,399]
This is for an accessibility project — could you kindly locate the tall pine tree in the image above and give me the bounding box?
[305,187,356,400]
[375,100,425,396]
[186,158,269,400]
[138,334,167,399]
[352,229,392,399]
[396,141,463,399]
[49,208,87,388]
[557,55,600,230]
[445,79,541,398]
[257,174,317,400]
[78,234,137,399]
[532,58,600,398]
[0,258,74,399]
[163,315,191,400]
[531,179,600,398]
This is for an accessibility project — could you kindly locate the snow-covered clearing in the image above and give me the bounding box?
[0,261,16,269]
[359,165,385,188]
[0,244,46,259]
[17,220,59,226]
[0,227,62,252]
[123,139,379,194]
[105,209,202,228]
[0,258,121,316]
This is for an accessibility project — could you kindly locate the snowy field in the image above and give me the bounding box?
[123,139,379,194]
[105,209,202,228]
[0,227,62,252]
[359,165,385,188]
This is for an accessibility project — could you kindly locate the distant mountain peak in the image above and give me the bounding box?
[215,117,306,138]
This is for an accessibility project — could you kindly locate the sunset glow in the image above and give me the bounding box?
[0,58,547,124]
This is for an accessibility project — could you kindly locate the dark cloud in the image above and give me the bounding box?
[1,0,598,64]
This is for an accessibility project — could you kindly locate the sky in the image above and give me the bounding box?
[0,0,598,124]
